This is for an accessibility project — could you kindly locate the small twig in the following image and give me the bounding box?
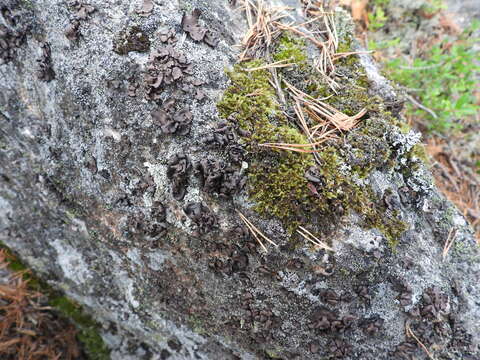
[405,322,435,360]
[405,94,438,119]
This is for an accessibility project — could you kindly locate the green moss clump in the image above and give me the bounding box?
[249,129,315,232]
[272,34,307,66]
[317,146,408,247]
[337,34,353,54]
[408,143,430,164]
[218,61,316,232]
[218,60,279,130]
[50,297,110,360]
[217,31,410,246]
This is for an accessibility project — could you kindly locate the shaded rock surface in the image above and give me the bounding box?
[0,0,479,359]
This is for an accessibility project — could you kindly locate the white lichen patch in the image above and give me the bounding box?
[146,249,170,271]
[338,223,385,253]
[51,239,93,286]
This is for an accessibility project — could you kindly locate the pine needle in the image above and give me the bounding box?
[242,59,294,71]
[442,228,457,260]
[297,226,334,252]
[237,210,278,252]
[406,322,435,360]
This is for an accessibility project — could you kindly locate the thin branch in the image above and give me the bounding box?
[406,322,435,360]
[405,94,438,119]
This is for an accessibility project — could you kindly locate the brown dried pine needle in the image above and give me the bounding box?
[285,80,367,132]
[237,210,278,252]
[242,58,294,71]
[442,227,457,260]
[239,0,288,61]
[0,250,82,360]
[297,226,334,252]
[405,322,435,360]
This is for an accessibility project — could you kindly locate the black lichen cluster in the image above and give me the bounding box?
[390,285,478,359]
[37,42,55,82]
[419,286,450,320]
[392,341,417,359]
[152,99,193,136]
[390,277,413,307]
[126,202,167,242]
[0,3,31,64]
[184,202,218,235]
[181,9,219,48]
[195,157,246,198]
[360,315,385,336]
[144,45,193,100]
[206,240,250,275]
[167,152,191,201]
[203,121,246,163]
[327,338,352,359]
[309,306,356,334]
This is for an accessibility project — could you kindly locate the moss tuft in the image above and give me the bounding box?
[272,34,307,66]
[50,297,110,360]
[218,61,315,233]
[217,31,410,246]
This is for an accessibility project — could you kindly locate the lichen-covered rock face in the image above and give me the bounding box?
[0,1,479,359]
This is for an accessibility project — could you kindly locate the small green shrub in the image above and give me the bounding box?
[384,21,480,133]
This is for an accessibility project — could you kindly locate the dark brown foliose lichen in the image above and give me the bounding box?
[167,152,191,201]
[64,2,95,42]
[137,0,153,17]
[195,157,246,198]
[0,3,31,64]
[152,98,193,136]
[37,42,55,82]
[0,24,26,63]
[203,121,246,163]
[184,202,218,234]
[181,9,219,47]
[144,45,193,100]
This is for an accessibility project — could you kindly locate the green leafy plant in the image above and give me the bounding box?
[367,0,390,30]
[368,6,388,30]
[367,37,400,51]
[384,22,480,132]
[421,0,446,16]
